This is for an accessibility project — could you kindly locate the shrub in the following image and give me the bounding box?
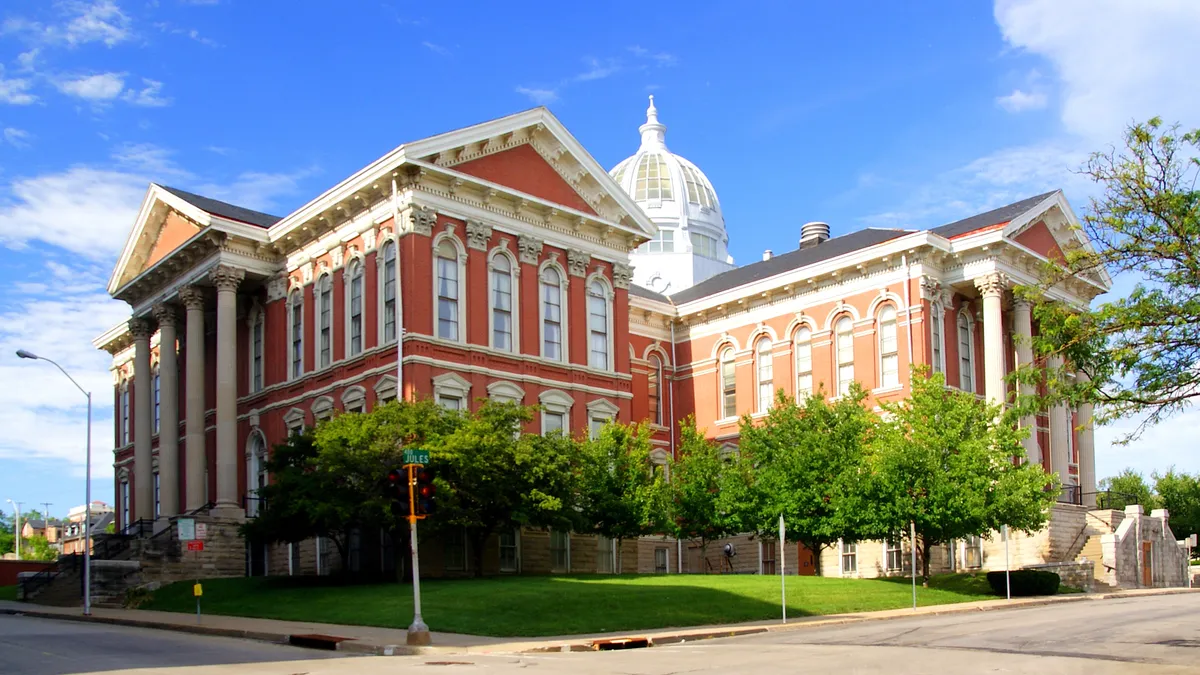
[985,570,1060,596]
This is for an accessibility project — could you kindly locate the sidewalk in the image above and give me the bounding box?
[2,587,1196,657]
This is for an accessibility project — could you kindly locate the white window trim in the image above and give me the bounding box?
[488,247,519,353]
[539,389,574,435]
[245,430,268,518]
[377,238,400,346]
[152,364,161,434]
[585,272,614,372]
[930,302,945,374]
[499,528,521,573]
[883,536,903,572]
[835,316,855,398]
[550,529,571,573]
[754,336,774,414]
[315,273,334,370]
[586,398,619,439]
[839,539,858,577]
[343,256,366,359]
[793,326,813,400]
[311,395,335,422]
[486,380,525,404]
[433,371,472,409]
[287,287,305,381]
[341,385,367,413]
[718,346,737,420]
[538,260,569,363]
[958,306,976,393]
[120,381,130,446]
[433,232,467,344]
[877,304,899,390]
[647,352,665,426]
[374,374,398,404]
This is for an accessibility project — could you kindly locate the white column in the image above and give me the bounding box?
[1077,371,1097,507]
[153,304,180,519]
[180,287,207,512]
[975,273,1007,406]
[1048,354,1071,500]
[1011,298,1039,464]
[211,265,245,516]
[129,317,154,523]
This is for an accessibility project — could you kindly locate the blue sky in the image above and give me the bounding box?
[1,0,1198,521]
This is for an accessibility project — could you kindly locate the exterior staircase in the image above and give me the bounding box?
[1074,534,1116,592]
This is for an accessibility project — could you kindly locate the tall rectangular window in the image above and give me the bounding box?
[541,267,563,361]
[347,261,363,356]
[550,530,570,572]
[543,410,566,436]
[794,328,813,399]
[153,369,160,433]
[491,255,513,352]
[879,306,899,389]
[318,275,332,368]
[648,355,663,425]
[836,317,855,397]
[499,530,518,572]
[654,547,668,574]
[121,385,130,445]
[436,241,460,341]
[252,313,264,392]
[959,315,974,393]
[290,291,303,378]
[886,536,903,572]
[588,281,609,370]
[720,349,736,418]
[596,536,614,573]
[965,535,983,569]
[841,541,858,574]
[931,304,944,374]
[120,480,130,529]
[153,472,160,518]
[756,338,773,413]
[381,242,398,343]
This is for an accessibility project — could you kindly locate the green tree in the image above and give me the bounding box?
[433,401,581,576]
[1023,118,1200,439]
[1097,468,1157,510]
[0,509,14,557]
[1154,469,1200,541]
[863,368,1058,584]
[661,419,735,563]
[731,387,875,575]
[21,535,57,561]
[578,422,660,571]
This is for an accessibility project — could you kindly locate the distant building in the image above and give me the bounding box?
[20,519,60,545]
[60,503,115,556]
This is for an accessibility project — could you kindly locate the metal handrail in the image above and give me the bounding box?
[1087,490,1140,509]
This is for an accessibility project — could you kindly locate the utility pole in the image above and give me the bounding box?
[41,503,53,523]
[7,500,23,559]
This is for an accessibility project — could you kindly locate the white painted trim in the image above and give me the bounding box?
[315,272,334,370]
[486,380,525,404]
[376,237,400,346]
[487,246,519,353]
[538,261,569,363]
[584,273,614,371]
[287,288,305,381]
[343,256,366,358]
[432,230,467,344]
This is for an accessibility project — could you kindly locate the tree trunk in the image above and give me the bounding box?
[921,537,932,587]
[810,541,822,576]
[471,531,487,578]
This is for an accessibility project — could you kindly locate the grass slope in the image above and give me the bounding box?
[0,586,16,601]
[143,574,996,637]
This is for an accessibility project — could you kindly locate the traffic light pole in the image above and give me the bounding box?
[406,464,431,646]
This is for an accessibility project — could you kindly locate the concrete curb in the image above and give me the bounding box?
[4,587,1196,657]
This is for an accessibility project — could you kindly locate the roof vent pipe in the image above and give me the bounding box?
[763,250,773,261]
[800,221,830,250]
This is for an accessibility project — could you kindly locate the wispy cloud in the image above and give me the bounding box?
[573,57,620,82]
[627,45,677,67]
[3,0,133,48]
[3,128,32,148]
[996,88,1047,113]
[55,72,126,101]
[515,86,558,105]
[123,78,170,107]
[421,41,449,56]
[153,22,221,48]
[0,67,37,105]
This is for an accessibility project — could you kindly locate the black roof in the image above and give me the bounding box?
[668,228,911,304]
[931,190,1059,239]
[629,284,670,304]
[160,185,283,228]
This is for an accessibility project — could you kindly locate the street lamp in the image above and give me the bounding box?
[16,349,93,616]
[5,499,20,560]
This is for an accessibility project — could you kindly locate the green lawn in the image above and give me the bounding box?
[142,573,1000,637]
[0,586,15,601]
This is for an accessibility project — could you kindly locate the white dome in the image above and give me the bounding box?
[609,96,734,294]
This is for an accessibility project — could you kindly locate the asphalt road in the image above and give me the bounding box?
[3,593,1198,674]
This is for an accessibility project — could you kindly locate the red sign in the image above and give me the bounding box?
[186,541,205,552]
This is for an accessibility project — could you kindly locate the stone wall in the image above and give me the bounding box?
[1021,561,1095,591]
[137,516,247,584]
[1100,505,1190,589]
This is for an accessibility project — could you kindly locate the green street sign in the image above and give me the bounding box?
[403,449,430,466]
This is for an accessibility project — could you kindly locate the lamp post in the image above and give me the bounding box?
[16,349,92,616]
[5,499,21,559]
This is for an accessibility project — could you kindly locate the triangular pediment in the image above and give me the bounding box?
[451,144,598,215]
[108,184,211,294]
[1001,191,1113,291]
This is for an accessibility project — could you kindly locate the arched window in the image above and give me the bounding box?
[878,305,899,389]
[930,302,944,374]
[755,337,773,413]
[541,266,564,361]
[958,312,975,393]
[152,365,161,433]
[435,240,460,341]
[250,310,264,392]
[288,289,304,379]
[588,280,610,369]
[346,259,364,357]
[634,153,673,201]
[316,274,333,368]
[491,254,514,352]
[379,241,398,344]
[246,432,267,518]
[794,327,813,400]
[720,347,736,418]
[836,317,854,397]
[648,353,663,426]
[120,381,130,445]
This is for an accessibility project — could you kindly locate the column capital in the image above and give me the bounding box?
[518,235,543,265]
[1012,295,1032,312]
[179,286,205,310]
[974,273,1008,298]
[465,219,492,251]
[128,317,154,340]
[612,262,633,289]
[567,249,591,277]
[209,265,245,292]
[152,303,178,328]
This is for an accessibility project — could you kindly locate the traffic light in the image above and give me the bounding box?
[415,467,436,516]
[386,468,411,517]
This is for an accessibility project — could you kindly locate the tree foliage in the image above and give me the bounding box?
[1153,469,1200,542]
[862,368,1058,583]
[731,387,875,574]
[1025,118,1200,439]
[1097,468,1157,511]
[660,419,736,560]
[577,422,661,570]
[21,535,57,561]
